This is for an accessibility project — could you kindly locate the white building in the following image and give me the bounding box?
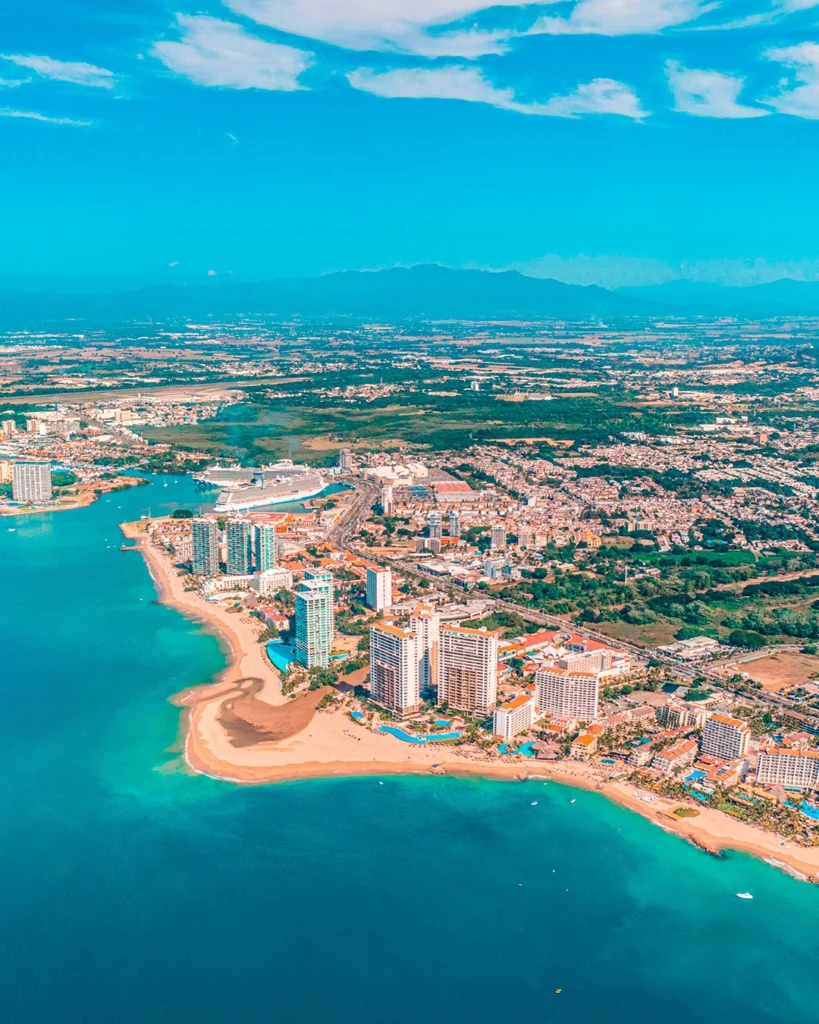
[381,484,394,516]
[12,461,52,503]
[701,714,751,760]
[438,625,498,714]
[252,567,294,596]
[410,602,440,693]
[652,739,698,776]
[295,570,334,669]
[490,525,507,550]
[369,622,420,716]
[757,749,819,791]
[535,667,600,722]
[203,574,254,594]
[493,694,538,741]
[366,566,392,612]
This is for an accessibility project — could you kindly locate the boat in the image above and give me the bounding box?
[530,801,538,806]
[736,892,754,900]
[201,460,325,512]
[7,528,15,532]
[569,798,576,804]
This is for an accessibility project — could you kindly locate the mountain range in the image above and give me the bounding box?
[3,265,819,325]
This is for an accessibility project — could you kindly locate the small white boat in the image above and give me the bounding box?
[569,799,576,804]
[7,528,15,532]
[736,892,754,900]
[530,801,538,806]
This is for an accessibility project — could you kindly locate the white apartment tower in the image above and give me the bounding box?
[438,625,498,715]
[369,622,420,716]
[295,570,335,669]
[12,461,52,503]
[381,485,394,516]
[365,566,392,612]
[535,668,600,722]
[410,602,440,693]
[701,714,751,760]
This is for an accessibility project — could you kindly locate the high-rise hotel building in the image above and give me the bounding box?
[535,667,600,722]
[410,602,439,694]
[438,625,498,714]
[253,523,277,572]
[369,622,419,715]
[295,570,335,669]
[12,461,52,503]
[226,519,252,575]
[366,566,392,612]
[701,714,751,760]
[191,519,220,577]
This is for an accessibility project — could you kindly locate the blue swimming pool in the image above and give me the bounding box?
[434,718,452,727]
[685,770,707,782]
[380,726,461,744]
[350,711,364,721]
[518,742,536,757]
[266,641,297,674]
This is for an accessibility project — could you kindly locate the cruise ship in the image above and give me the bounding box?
[195,461,326,512]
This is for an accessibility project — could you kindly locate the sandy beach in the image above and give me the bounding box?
[124,519,819,883]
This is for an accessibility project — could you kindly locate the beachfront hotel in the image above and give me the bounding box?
[226,519,252,575]
[701,714,751,760]
[651,738,698,776]
[493,693,538,741]
[11,461,52,503]
[757,749,819,791]
[366,565,392,613]
[191,518,219,577]
[438,625,498,715]
[410,602,440,693]
[534,667,600,722]
[369,622,420,715]
[253,523,277,572]
[295,570,335,669]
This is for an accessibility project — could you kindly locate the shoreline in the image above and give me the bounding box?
[125,518,819,883]
[2,476,147,519]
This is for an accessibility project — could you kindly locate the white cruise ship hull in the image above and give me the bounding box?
[214,481,325,512]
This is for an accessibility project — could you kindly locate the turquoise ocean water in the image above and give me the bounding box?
[1,475,818,1023]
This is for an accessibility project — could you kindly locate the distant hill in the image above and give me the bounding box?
[0,265,647,326]
[619,278,819,317]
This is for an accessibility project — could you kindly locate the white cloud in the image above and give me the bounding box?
[536,78,649,117]
[168,260,180,267]
[207,269,218,276]
[764,42,819,117]
[0,76,30,88]
[223,0,535,56]
[1,54,115,89]
[531,0,714,36]
[348,65,647,118]
[152,15,313,90]
[666,61,767,117]
[0,107,91,126]
[779,0,819,10]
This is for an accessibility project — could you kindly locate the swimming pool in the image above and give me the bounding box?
[380,726,461,744]
[266,641,297,674]
[349,711,365,721]
[685,770,707,782]
[434,718,452,727]
[518,742,536,757]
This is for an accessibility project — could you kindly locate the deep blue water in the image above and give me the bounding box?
[2,476,819,1023]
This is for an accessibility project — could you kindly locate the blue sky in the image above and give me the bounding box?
[3,0,819,288]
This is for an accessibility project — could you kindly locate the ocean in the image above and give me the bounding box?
[1,475,818,1024]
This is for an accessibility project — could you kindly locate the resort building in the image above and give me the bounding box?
[571,733,598,759]
[295,570,335,669]
[448,511,461,538]
[11,461,52,503]
[203,574,254,594]
[366,565,392,612]
[381,484,394,516]
[493,694,538,741]
[757,749,819,791]
[369,622,420,716]
[535,667,600,722]
[701,714,751,760]
[338,448,354,473]
[191,519,219,577]
[438,625,499,715]
[652,738,698,776]
[410,602,440,693]
[253,523,277,572]
[226,519,252,575]
[252,567,294,597]
[657,700,709,731]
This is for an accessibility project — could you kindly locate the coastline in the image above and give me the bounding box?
[125,519,819,883]
[2,475,147,518]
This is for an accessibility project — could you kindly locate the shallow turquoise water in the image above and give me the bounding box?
[1,476,819,1023]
